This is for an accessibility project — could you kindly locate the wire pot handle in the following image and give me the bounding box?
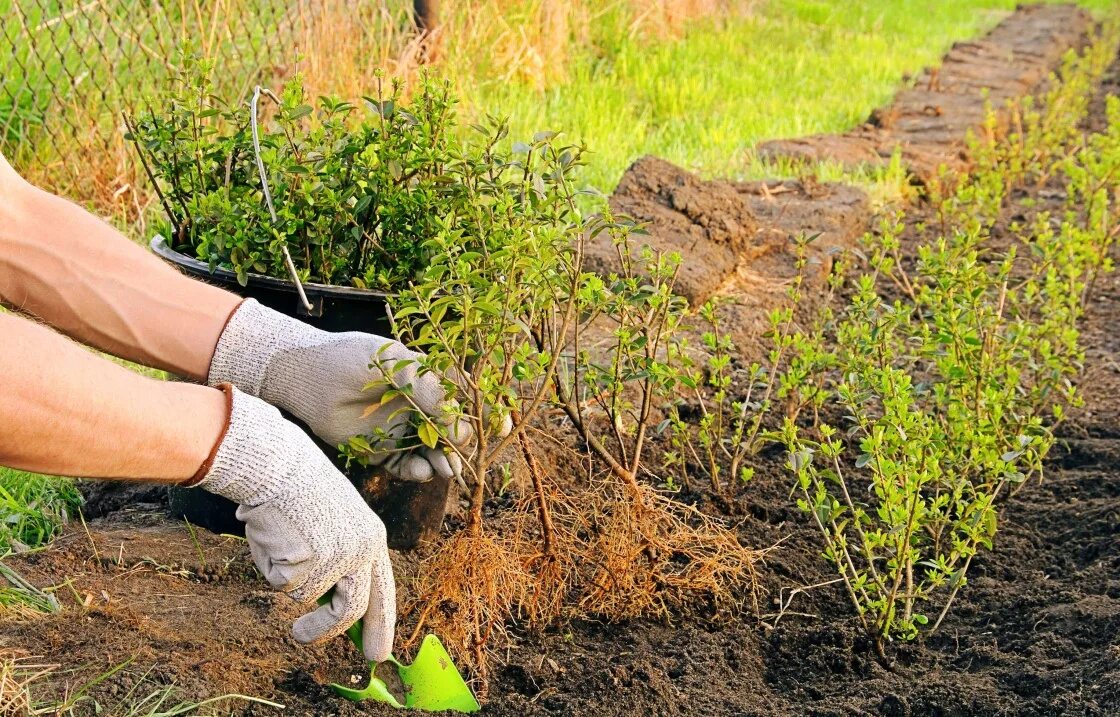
[250,85,313,313]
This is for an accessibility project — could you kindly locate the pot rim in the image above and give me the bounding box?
[150,234,394,300]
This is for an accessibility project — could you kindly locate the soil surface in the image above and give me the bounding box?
[2,5,1118,717]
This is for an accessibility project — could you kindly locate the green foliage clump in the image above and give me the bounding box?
[129,59,459,290]
[0,469,81,552]
[356,120,761,664]
[364,117,693,511]
[661,245,810,494]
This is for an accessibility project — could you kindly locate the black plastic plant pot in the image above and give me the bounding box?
[151,235,450,551]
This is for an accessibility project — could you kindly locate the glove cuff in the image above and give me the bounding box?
[192,384,319,506]
[181,382,235,487]
[207,298,329,397]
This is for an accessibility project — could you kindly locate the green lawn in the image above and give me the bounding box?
[0,467,81,552]
[469,0,1118,191]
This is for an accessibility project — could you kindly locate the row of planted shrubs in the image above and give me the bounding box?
[778,32,1120,647]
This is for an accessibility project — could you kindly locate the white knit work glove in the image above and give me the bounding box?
[190,385,395,661]
[207,299,469,482]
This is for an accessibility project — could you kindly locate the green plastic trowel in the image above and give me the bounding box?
[326,614,480,712]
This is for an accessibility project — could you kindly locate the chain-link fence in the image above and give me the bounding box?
[2,1,301,154]
[0,0,433,197]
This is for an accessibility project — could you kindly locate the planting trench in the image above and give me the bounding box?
[2,4,1118,715]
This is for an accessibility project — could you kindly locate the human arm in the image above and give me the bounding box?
[0,154,472,479]
[0,310,225,480]
[0,311,395,659]
[0,153,241,381]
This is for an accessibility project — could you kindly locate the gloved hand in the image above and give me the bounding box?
[189,384,395,661]
[207,298,469,482]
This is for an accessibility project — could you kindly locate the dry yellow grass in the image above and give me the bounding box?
[5,0,738,226]
[292,1,743,100]
[0,651,52,717]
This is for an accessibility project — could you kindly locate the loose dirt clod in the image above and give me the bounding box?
[586,160,874,354]
[716,178,872,351]
[373,661,411,704]
[585,155,759,305]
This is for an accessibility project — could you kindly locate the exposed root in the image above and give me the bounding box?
[508,476,585,629]
[405,472,765,692]
[401,527,530,697]
[578,479,763,620]
[402,470,584,696]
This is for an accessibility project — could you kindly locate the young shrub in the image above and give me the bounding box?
[366,119,762,687]
[1062,95,1120,301]
[132,62,762,684]
[663,235,814,494]
[781,220,1093,649]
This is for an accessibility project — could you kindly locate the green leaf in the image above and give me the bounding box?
[417,421,439,449]
[789,448,813,473]
[348,436,373,454]
[287,104,313,120]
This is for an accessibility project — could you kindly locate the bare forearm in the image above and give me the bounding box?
[0,312,227,482]
[0,176,240,380]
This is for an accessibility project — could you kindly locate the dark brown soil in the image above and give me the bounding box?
[0,506,372,715]
[478,177,1120,717]
[2,5,1118,717]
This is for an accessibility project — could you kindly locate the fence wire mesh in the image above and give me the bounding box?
[0,0,396,179]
